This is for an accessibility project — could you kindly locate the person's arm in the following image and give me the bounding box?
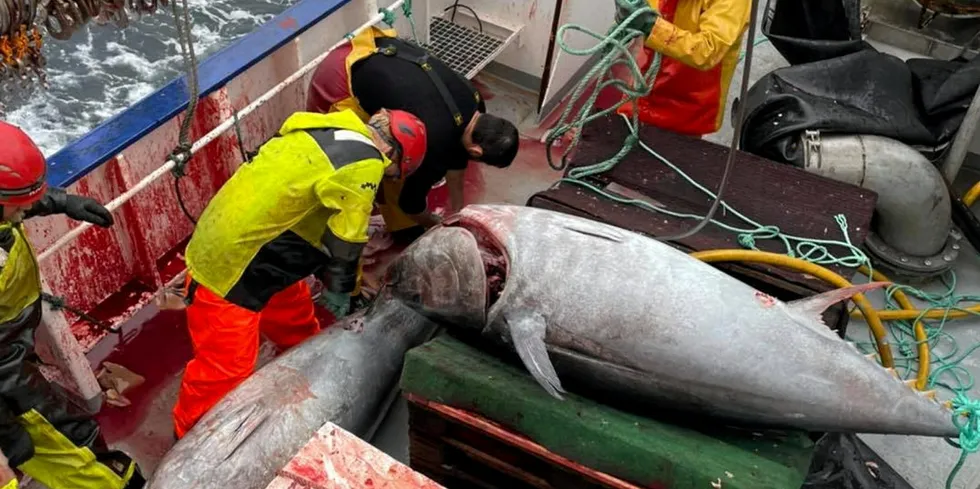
[408,211,443,228]
[0,449,16,489]
[446,169,466,214]
[400,166,445,229]
[315,163,385,295]
[23,187,114,227]
[645,0,750,70]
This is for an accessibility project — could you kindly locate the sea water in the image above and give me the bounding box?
[1,0,294,156]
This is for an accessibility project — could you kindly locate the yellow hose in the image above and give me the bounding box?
[857,265,929,390]
[870,307,980,321]
[690,250,899,370]
[964,180,980,207]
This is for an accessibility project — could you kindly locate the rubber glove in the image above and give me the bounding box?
[320,291,351,319]
[614,0,658,37]
[25,188,114,227]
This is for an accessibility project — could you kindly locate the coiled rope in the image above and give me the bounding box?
[379,0,417,43]
[842,268,980,489]
[546,0,760,242]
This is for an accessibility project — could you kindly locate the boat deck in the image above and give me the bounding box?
[83,70,562,477]
[38,5,980,488]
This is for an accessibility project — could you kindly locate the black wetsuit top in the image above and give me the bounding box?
[351,37,485,215]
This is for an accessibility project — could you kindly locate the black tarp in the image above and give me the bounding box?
[763,0,869,65]
[738,0,980,167]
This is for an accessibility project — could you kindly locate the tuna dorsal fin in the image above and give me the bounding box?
[785,282,891,338]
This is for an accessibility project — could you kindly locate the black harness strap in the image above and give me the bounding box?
[378,45,479,127]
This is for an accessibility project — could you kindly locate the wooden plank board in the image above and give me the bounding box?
[529,114,878,295]
[407,397,645,489]
[272,422,445,489]
[401,334,815,489]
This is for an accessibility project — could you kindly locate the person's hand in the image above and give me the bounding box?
[410,211,443,229]
[614,0,658,37]
[0,449,17,488]
[318,291,351,319]
[64,195,114,227]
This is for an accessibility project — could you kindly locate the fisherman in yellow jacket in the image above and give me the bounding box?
[0,121,145,489]
[615,0,751,136]
[172,108,428,439]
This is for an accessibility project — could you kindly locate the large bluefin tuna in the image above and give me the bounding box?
[147,297,436,489]
[382,204,958,437]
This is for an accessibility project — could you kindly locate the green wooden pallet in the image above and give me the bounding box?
[400,334,816,489]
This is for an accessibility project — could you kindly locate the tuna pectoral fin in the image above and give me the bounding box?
[505,311,567,400]
[786,282,891,337]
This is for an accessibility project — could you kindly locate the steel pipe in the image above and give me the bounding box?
[802,131,953,262]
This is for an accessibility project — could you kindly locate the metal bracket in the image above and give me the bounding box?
[803,130,822,169]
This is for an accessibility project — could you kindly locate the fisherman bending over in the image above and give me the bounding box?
[172,109,427,439]
[307,27,520,240]
[0,121,145,489]
[616,0,751,137]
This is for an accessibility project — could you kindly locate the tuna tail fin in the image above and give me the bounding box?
[785,282,891,339]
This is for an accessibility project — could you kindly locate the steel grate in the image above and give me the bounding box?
[422,17,505,78]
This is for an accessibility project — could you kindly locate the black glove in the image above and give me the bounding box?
[25,187,114,227]
[323,257,359,296]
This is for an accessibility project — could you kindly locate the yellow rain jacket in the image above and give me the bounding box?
[184,110,390,311]
[0,223,140,489]
[307,26,398,121]
[305,27,421,233]
[0,223,41,325]
[620,0,751,135]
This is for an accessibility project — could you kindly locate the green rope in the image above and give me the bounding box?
[949,392,980,489]
[546,3,869,267]
[544,2,659,173]
[379,0,419,44]
[738,36,770,62]
[550,3,980,485]
[843,271,980,488]
[565,114,871,267]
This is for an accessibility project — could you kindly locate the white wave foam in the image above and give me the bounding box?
[3,0,294,157]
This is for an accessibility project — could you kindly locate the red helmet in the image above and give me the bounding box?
[0,121,47,206]
[388,110,427,176]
